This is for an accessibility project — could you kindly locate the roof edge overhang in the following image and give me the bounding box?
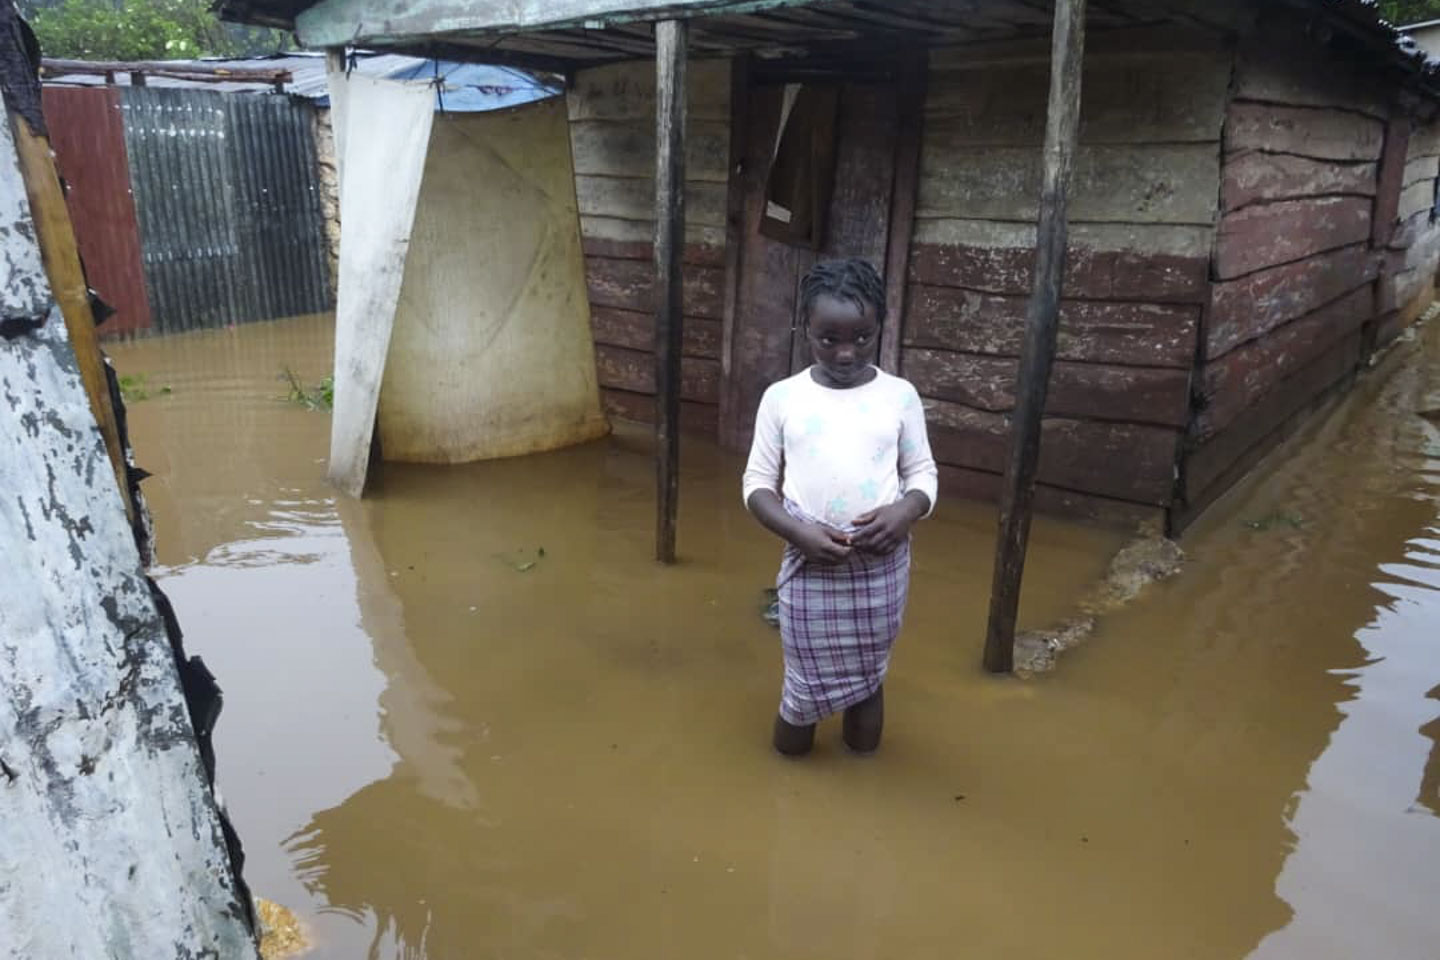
[214,0,1440,106]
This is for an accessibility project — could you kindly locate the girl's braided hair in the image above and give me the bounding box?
[798,258,887,328]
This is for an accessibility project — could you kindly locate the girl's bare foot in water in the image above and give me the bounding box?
[773,715,816,757]
[842,686,884,754]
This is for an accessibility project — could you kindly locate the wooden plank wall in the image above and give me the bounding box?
[1376,117,1440,348]
[567,59,731,436]
[906,43,1229,525]
[1179,31,1394,520]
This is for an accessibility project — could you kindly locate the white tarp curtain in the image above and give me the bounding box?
[325,67,435,497]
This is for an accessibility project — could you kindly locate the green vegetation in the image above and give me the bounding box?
[23,0,289,61]
[1379,0,1440,26]
[282,367,333,410]
[117,372,171,402]
[1245,510,1305,532]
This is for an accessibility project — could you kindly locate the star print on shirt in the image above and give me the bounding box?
[859,478,880,501]
[825,496,848,521]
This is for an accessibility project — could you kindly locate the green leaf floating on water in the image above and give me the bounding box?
[497,547,547,573]
[1245,510,1304,532]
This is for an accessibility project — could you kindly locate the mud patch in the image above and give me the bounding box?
[1015,534,1186,675]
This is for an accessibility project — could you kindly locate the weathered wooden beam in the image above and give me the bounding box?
[718,54,748,443]
[880,50,925,375]
[1372,114,1412,249]
[983,0,1086,675]
[296,0,813,50]
[8,112,134,530]
[41,57,291,85]
[654,18,688,564]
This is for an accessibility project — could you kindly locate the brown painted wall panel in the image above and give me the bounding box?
[918,143,1220,224]
[905,283,1199,368]
[1231,32,1388,119]
[907,241,1209,304]
[585,254,725,319]
[594,344,720,404]
[581,235,724,266]
[1196,285,1372,438]
[1184,331,1362,505]
[1213,195,1373,279]
[924,51,1230,146]
[601,388,720,435]
[1207,244,1378,359]
[1221,153,1377,213]
[925,400,1179,505]
[1226,103,1385,162]
[42,86,151,337]
[590,306,721,360]
[937,464,1164,529]
[906,347,1190,427]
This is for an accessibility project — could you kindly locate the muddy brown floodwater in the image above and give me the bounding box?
[107,313,1440,959]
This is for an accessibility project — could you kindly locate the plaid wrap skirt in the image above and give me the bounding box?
[774,501,912,725]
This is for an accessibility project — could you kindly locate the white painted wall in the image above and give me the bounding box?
[0,114,257,958]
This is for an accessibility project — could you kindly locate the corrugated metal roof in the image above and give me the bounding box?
[41,51,561,113]
[210,0,1440,100]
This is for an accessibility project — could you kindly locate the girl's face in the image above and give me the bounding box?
[805,293,880,388]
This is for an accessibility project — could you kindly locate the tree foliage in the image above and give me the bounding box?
[1378,0,1440,26]
[25,0,290,61]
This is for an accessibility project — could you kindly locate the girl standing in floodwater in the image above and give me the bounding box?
[742,258,938,756]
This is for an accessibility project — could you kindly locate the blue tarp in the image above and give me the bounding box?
[312,55,561,112]
[42,51,562,114]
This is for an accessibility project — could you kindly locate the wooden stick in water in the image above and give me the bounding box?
[983,0,1087,673]
[654,18,688,564]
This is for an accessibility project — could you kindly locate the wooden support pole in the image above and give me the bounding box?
[982,0,1086,674]
[9,112,135,530]
[717,52,749,449]
[654,18,688,564]
[880,50,927,376]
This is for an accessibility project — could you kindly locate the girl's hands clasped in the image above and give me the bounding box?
[792,522,854,565]
[850,496,926,555]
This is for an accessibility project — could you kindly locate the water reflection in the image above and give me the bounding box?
[1248,353,1440,958]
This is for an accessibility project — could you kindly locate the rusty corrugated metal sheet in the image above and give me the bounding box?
[41,86,152,337]
[120,87,331,334]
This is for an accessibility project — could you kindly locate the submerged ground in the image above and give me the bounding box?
[109,314,1440,959]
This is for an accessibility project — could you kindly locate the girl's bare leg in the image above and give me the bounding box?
[773,714,816,757]
[842,686,884,754]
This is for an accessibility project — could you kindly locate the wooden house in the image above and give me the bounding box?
[219,0,1440,538]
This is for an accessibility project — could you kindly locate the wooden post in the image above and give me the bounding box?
[717,53,749,448]
[9,112,135,530]
[982,0,1086,674]
[654,19,688,564]
[1372,112,1410,250]
[880,51,927,375]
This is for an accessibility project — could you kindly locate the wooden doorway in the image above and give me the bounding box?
[719,67,918,450]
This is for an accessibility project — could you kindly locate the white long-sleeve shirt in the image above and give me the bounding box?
[742,367,939,531]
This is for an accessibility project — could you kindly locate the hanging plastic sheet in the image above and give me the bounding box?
[325,67,434,497]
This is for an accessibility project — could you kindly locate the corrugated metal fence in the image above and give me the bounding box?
[40,87,152,336]
[120,88,331,334]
